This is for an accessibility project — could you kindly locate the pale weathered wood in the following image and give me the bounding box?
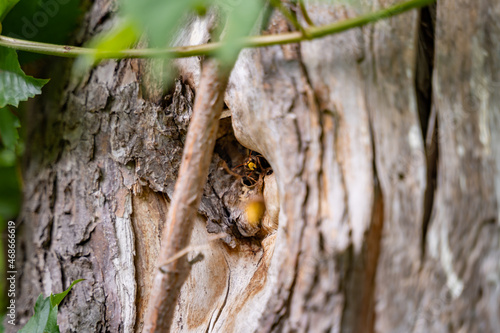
[417,1,500,332]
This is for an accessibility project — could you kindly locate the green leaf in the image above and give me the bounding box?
[45,305,60,333]
[0,107,20,151]
[0,47,49,108]
[18,299,59,333]
[114,0,211,87]
[0,0,19,22]
[19,280,84,333]
[19,294,52,333]
[77,19,140,72]
[216,0,265,64]
[121,0,199,48]
[50,279,84,307]
[93,20,140,56]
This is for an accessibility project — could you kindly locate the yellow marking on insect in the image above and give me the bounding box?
[247,161,257,171]
[245,199,266,227]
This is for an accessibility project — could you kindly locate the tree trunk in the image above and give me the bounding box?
[13,0,500,332]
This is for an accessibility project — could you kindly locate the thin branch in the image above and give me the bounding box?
[0,0,435,59]
[269,0,310,38]
[298,0,315,26]
[158,233,227,267]
[220,159,243,179]
[143,57,233,333]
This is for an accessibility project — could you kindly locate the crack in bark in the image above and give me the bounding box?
[360,94,385,333]
[206,255,231,332]
[416,3,437,263]
[264,173,308,332]
[337,179,384,333]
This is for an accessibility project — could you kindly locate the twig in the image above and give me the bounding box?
[298,0,315,27]
[143,57,233,333]
[158,233,227,267]
[269,0,310,38]
[220,160,243,179]
[0,0,435,59]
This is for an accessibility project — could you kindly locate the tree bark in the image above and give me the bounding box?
[13,0,500,332]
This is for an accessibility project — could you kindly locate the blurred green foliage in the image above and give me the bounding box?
[85,0,265,73]
[19,279,85,333]
[0,0,19,22]
[0,0,80,227]
[0,111,22,317]
[2,0,81,63]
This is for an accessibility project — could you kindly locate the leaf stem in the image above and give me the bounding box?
[0,0,435,59]
[269,0,310,38]
[298,0,315,27]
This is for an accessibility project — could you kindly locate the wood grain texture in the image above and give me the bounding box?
[418,1,500,332]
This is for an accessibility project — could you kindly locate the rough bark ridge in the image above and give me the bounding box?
[13,0,500,332]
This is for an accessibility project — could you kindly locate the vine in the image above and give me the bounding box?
[0,0,435,59]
